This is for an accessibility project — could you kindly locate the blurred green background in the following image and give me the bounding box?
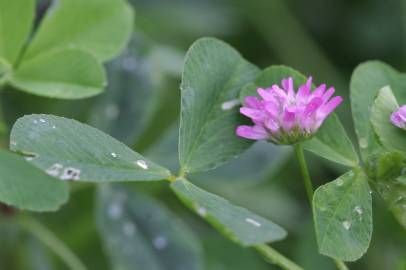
[1,0,405,269]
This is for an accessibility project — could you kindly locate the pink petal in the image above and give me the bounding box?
[264,101,280,116]
[318,96,343,122]
[270,85,287,102]
[240,107,266,121]
[296,77,312,101]
[257,88,274,101]
[281,107,296,132]
[265,117,279,132]
[244,96,262,109]
[322,87,335,103]
[236,125,269,140]
[391,111,404,128]
[312,84,326,98]
[304,97,323,116]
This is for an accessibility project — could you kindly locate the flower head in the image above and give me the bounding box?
[390,105,406,129]
[236,77,343,144]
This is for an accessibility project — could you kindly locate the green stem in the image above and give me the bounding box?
[293,143,314,205]
[16,216,87,270]
[255,244,304,270]
[293,143,349,270]
[334,259,349,270]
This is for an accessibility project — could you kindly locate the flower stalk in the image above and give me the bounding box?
[293,143,349,270]
[255,244,304,270]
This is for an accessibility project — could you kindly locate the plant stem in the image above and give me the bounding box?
[255,244,304,270]
[16,216,87,270]
[293,143,349,270]
[334,259,349,270]
[293,143,314,205]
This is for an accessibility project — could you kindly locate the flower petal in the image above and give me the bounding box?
[236,125,269,140]
[240,107,266,121]
[244,96,262,109]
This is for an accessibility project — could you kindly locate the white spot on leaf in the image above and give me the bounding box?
[245,218,261,227]
[221,99,240,111]
[111,152,118,158]
[359,138,368,149]
[60,167,81,181]
[342,220,351,230]
[46,163,63,177]
[39,118,46,123]
[135,160,148,170]
[336,178,344,186]
[354,206,363,215]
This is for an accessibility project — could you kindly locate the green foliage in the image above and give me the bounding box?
[350,61,406,160]
[313,169,372,261]
[302,113,359,167]
[97,184,203,270]
[371,86,406,152]
[10,48,106,99]
[0,149,68,211]
[10,114,171,182]
[240,65,358,166]
[0,0,34,64]
[89,35,165,144]
[365,151,406,229]
[24,0,133,62]
[179,38,260,173]
[171,179,287,246]
[0,0,133,99]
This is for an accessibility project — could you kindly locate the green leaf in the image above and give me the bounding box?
[365,151,406,229]
[0,149,68,212]
[179,37,260,173]
[97,184,203,270]
[313,168,373,261]
[371,86,406,152]
[10,48,106,99]
[10,114,171,182]
[89,35,162,144]
[350,61,406,160]
[0,0,34,64]
[240,65,358,166]
[170,179,287,246]
[302,113,359,167]
[24,0,134,62]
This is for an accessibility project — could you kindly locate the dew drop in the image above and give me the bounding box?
[359,138,368,149]
[39,118,46,123]
[342,220,352,230]
[245,218,261,227]
[122,222,136,237]
[33,120,38,124]
[52,125,56,129]
[135,160,148,170]
[153,236,168,250]
[25,156,34,161]
[354,206,363,215]
[221,99,240,111]
[111,152,118,158]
